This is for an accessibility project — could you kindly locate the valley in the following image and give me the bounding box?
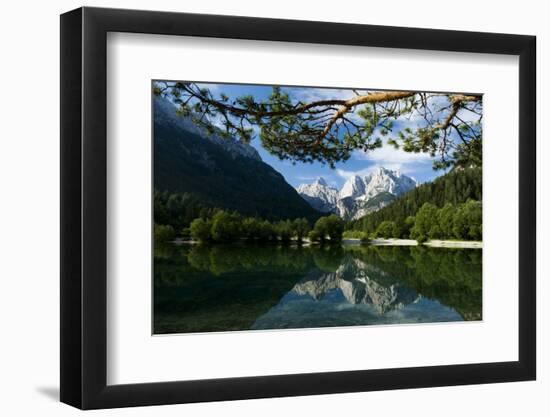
[153,95,482,246]
[151,81,484,335]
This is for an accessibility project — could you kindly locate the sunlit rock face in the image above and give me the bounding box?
[296,178,339,213]
[359,167,417,200]
[296,168,417,220]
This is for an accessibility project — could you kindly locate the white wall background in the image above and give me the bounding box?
[0,0,545,415]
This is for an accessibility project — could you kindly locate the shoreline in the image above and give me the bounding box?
[424,239,482,248]
[173,237,482,248]
[355,238,482,249]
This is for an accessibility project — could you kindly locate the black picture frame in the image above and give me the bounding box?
[60,6,536,410]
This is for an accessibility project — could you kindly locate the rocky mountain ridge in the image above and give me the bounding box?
[296,167,417,220]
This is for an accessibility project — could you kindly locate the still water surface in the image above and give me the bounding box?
[154,244,482,334]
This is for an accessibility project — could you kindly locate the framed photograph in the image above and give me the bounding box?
[60,6,536,409]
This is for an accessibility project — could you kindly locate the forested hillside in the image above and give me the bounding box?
[348,167,482,236]
[154,97,321,229]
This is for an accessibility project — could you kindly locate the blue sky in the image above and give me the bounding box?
[194,82,448,189]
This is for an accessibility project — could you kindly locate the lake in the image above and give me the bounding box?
[153,243,482,334]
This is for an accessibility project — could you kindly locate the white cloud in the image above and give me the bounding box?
[335,167,374,180]
[335,144,433,181]
[295,175,321,181]
[455,106,482,123]
[335,164,406,179]
[357,145,432,165]
[195,82,220,93]
[336,162,424,183]
[288,87,357,103]
[207,113,226,130]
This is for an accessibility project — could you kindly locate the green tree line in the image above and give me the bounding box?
[348,167,482,235]
[154,189,217,231]
[368,200,482,243]
[155,210,345,244]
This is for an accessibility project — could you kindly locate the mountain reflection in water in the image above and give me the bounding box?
[154,244,481,334]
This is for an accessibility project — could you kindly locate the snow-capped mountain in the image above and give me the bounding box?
[295,178,339,213]
[339,175,366,200]
[296,168,417,220]
[358,168,417,200]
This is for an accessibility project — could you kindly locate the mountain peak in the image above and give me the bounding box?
[296,178,338,214]
[339,175,366,200]
[296,167,417,220]
[374,166,395,176]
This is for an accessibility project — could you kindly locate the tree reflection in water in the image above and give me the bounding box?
[154,243,481,334]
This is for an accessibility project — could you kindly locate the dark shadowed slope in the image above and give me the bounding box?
[154,97,321,222]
